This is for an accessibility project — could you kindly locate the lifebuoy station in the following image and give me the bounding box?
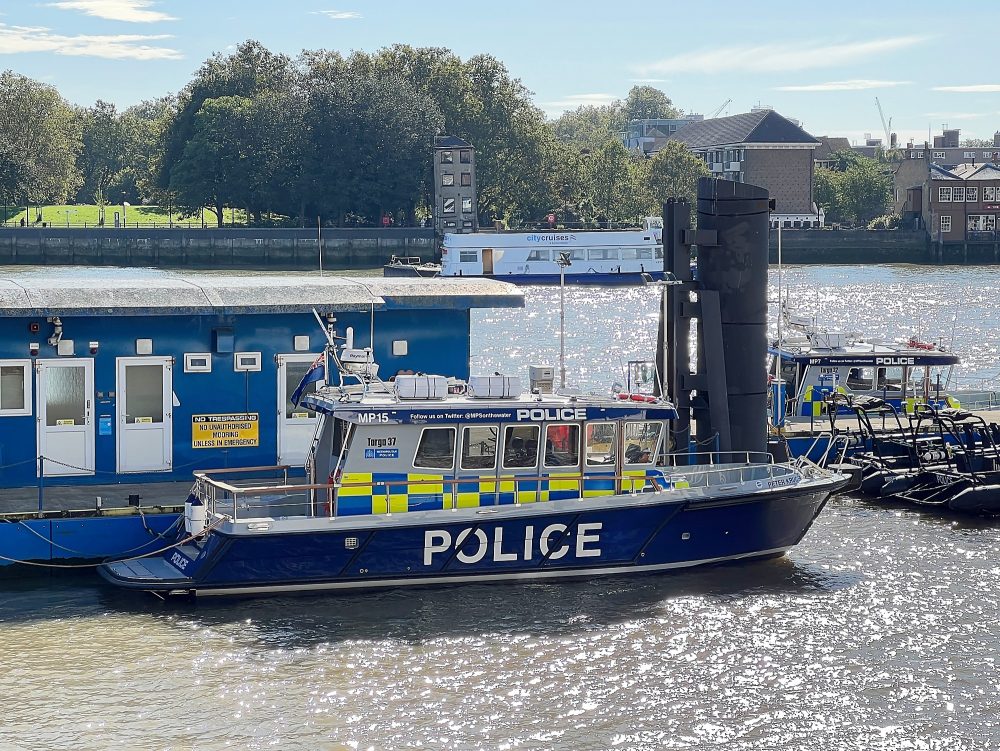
[0,268,522,568]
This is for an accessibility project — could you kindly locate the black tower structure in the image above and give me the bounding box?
[661,178,770,458]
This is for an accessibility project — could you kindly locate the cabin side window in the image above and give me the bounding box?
[877,367,903,391]
[623,421,662,464]
[635,248,653,260]
[0,360,30,416]
[569,249,587,261]
[502,425,539,468]
[588,248,619,260]
[459,250,478,263]
[585,422,617,466]
[462,426,498,470]
[527,249,549,262]
[414,427,456,469]
[544,423,580,467]
[847,367,874,390]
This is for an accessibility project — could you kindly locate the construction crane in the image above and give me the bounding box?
[875,97,892,146]
[708,98,732,119]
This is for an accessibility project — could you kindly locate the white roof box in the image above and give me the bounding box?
[395,374,447,400]
[469,375,521,399]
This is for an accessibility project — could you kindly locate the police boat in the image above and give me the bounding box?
[99,337,847,597]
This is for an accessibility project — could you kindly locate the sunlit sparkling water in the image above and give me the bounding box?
[3,265,1000,751]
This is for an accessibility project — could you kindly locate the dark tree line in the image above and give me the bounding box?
[0,41,696,227]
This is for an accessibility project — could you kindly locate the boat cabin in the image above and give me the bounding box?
[301,381,680,515]
[769,345,961,416]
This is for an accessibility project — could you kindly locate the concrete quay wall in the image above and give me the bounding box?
[0,227,436,269]
[2,227,997,267]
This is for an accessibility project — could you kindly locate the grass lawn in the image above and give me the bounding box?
[0,204,249,228]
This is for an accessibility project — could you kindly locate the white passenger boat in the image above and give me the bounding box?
[384,219,671,285]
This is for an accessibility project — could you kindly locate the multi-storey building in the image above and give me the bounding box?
[433,135,478,234]
[925,162,1000,242]
[668,109,823,227]
[620,115,704,156]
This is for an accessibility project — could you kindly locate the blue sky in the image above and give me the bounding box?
[4,0,1000,144]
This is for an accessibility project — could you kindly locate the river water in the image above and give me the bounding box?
[3,264,1000,751]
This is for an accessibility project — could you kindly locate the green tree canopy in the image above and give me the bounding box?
[647,141,710,211]
[836,157,892,225]
[623,85,680,121]
[0,70,81,205]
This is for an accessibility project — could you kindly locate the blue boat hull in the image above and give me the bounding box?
[100,485,834,597]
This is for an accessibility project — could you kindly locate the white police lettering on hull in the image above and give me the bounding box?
[515,407,587,422]
[424,523,603,566]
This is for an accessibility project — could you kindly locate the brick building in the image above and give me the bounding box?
[925,162,1000,242]
[668,109,822,227]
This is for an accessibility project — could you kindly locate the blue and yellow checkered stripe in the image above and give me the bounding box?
[336,468,686,515]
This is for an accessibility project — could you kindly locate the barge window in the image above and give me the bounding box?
[623,421,662,465]
[462,426,498,470]
[459,250,478,263]
[586,422,617,466]
[0,361,29,416]
[503,425,539,468]
[544,423,579,467]
[414,427,456,469]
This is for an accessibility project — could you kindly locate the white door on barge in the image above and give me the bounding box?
[36,359,95,477]
[116,356,172,473]
[277,354,321,467]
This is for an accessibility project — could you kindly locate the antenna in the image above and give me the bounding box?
[317,216,324,276]
[312,308,335,346]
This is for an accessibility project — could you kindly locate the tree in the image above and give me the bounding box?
[77,100,127,207]
[587,139,634,223]
[158,41,298,213]
[837,158,892,225]
[647,141,710,212]
[623,85,680,121]
[961,138,993,147]
[813,166,843,223]
[0,70,81,205]
[550,104,625,151]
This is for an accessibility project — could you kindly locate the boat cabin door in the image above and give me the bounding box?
[36,359,95,477]
[116,356,172,473]
[482,248,494,275]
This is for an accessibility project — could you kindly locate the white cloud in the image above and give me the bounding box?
[630,78,669,84]
[0,23,181,59]
[47,0,175,23]
[314,10,362,19]
[544,93,618,109]
[637,36,928,75]
[922,112,986,120]
[775,79,911,92]
[933,84,1000,93]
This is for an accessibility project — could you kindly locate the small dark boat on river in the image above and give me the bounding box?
[847,399,1000,514]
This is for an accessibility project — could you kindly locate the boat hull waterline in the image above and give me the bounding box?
[99,483,837,597]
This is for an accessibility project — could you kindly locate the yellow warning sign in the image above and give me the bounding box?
[192,413,259,448]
